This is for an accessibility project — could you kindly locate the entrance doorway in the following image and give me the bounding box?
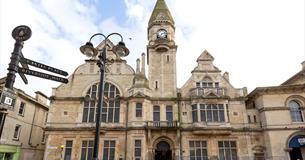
[155,141,172,160]
[288,135,305,160]
[290,148,303,160]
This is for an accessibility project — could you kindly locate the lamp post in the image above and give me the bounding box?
[80,33,129,160]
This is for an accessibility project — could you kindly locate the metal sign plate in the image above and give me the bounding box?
[0,87,16,110]
[20,57,68,76]
[18,67,68,83]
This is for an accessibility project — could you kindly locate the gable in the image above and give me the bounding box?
[281,70,305,86]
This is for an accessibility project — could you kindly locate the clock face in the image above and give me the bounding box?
[157,29,167,39]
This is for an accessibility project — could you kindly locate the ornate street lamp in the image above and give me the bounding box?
[80,33,129,160]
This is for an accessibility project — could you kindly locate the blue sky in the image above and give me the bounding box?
[0,0,304,97]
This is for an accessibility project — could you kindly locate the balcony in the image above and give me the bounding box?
[146,121,179,129]
[190,87,225,98]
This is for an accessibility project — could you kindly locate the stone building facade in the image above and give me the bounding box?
[0,78,49,160]
[44,0,305,160]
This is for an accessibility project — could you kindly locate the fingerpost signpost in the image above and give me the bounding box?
[0,25,69,138]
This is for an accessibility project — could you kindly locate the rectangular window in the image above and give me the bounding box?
[64,140,73,160]
[136,103,142,117]
[253,115,257,123]
[200,104,206,122]
[13,125,21,140]
[153,106,160,121]
[192,104,198,122]
[196,104,227,123]
[215,82,219,88]
[218,141,237,160]
[248,115,251,123]
[166,105,173,121]
[81,140,94,160]
[207,82,213,88]
[41,131,46,143]
[18,102,25,116]
[189,141,208,160]
[103,140,116,160]
[202,82,207,88]
[134,140,141,160]
[196,82,200,88]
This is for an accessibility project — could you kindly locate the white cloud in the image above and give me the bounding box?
[0,0,304,98]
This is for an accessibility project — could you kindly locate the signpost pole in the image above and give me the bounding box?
[0,25,32,138]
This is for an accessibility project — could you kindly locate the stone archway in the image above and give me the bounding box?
[287,132,305,160]
[153,137,175,160]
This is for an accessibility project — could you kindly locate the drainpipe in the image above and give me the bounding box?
[124,101,129,160]
[28,105,38,147]
[177,92,182,160]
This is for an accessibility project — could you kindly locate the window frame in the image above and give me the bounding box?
[80,140,94,160]
[153,105,160,121]
[192,104,225,122]
[166,105,173,121]
[102,140,116,160]
[135,103,142,118]
[63,140,73,160]
[218,140,237,160]
[189,140,208,160]
[18,102,25,116]
[289,100,304,122]
[82,83,121,123]
[134,140,141,160]
[13,124,21,140]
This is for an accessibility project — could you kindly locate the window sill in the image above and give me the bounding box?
[12,138,19,141]
[291,121,305,124]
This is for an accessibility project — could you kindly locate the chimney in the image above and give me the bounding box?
[302,61,305,70]
[136,58,140,74]
[141,53,146,75]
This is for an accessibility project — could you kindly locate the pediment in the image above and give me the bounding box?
[281,70,305,85]
[197,50,214,62]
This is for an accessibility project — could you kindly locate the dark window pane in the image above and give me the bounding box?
[114,108,120,122]
[224,141,230,147]
[87,148,93,160]
[103,148,108,160]
[81,148,87,160]
[135,140,141,146]
[218,141,223,147]
[230,141,236,147]
[101,113,107,122]
[109,148,115,160]
[213,110,218,121]
[64,148,72,160]
[110,141,115,147]
[108,108,113,122]
[192,110,197,122]
[82,108,88,122]
[219,110,225,121]
[89,140,94,147]
[190,141,194,147]
[66,141,73,147]
[89,108,95,122]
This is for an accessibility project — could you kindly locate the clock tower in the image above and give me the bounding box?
[147,0,177,98]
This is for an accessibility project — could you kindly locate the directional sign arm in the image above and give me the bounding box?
[19,57,68,76]
[18,67,68,83]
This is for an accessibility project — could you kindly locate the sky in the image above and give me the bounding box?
[0,0,304,97]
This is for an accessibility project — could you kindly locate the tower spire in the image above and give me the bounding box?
[148,0,175,29]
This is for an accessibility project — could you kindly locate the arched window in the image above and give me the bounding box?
[82,82,121,123]
[289,100,303,122]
